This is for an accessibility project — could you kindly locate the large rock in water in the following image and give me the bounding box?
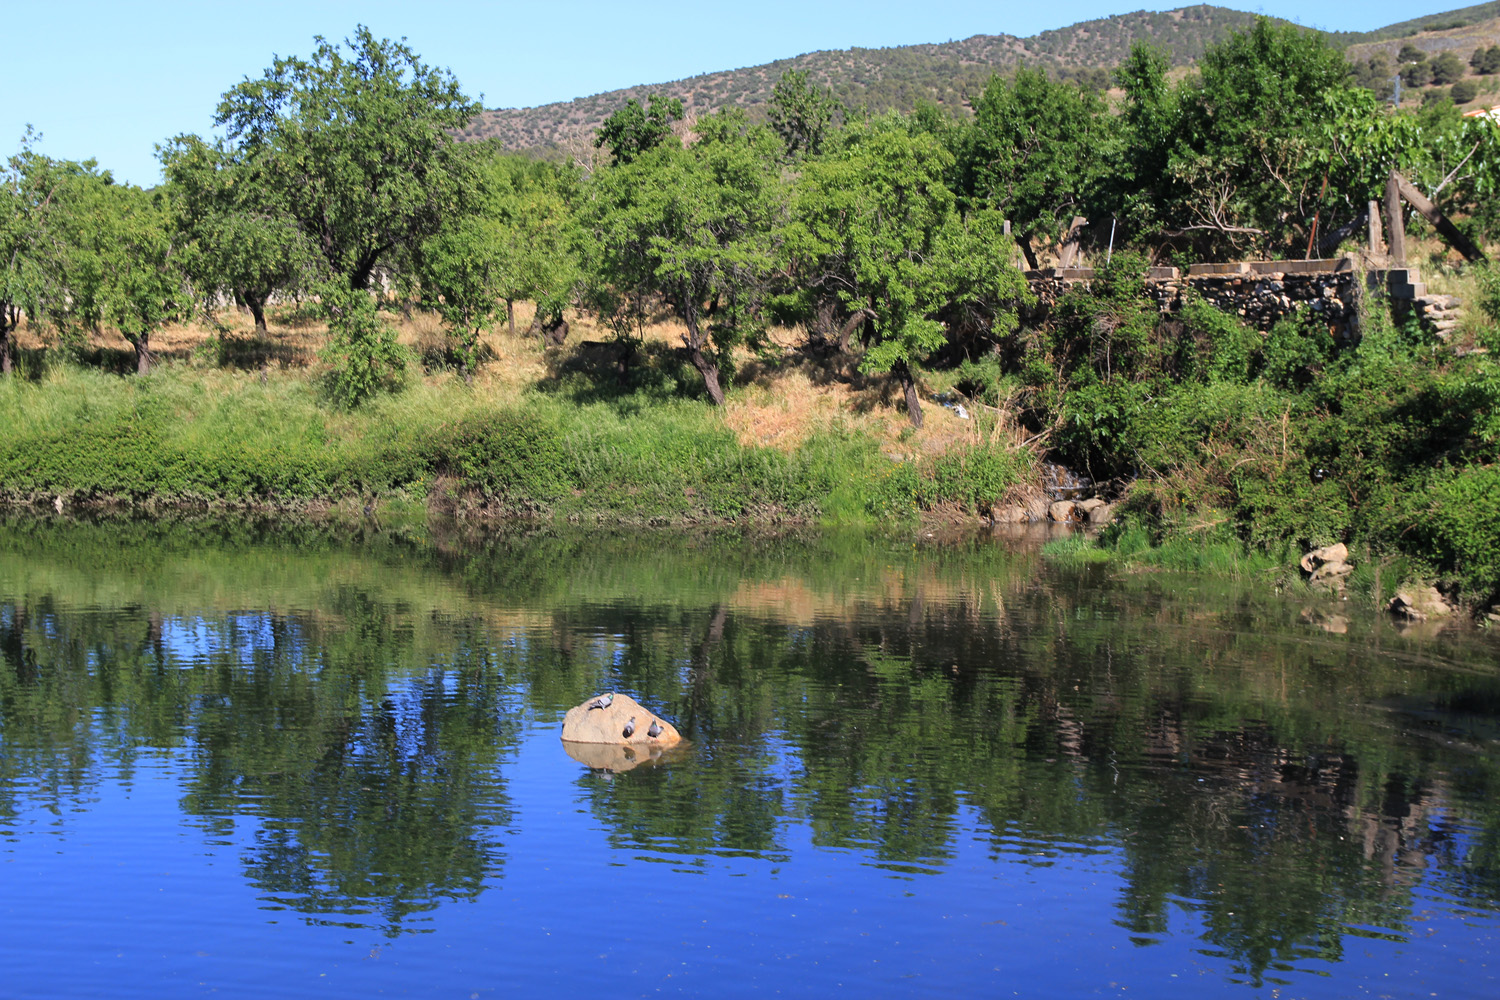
[562,693,681,748]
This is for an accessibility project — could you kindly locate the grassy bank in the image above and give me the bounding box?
[0,328,1031,526]
[5,247,1500,616]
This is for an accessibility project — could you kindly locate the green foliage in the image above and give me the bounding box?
[594,95,684,165]
[319,289,411,408]
[468,152,580,331]
[52,172,192,372]
[1477,262,1500,352]
[582,109,783,405]
[158,134,320,329]
[1259,312,1337,389]
[0,133,61,375]
[1123,19,1372,258]
[1392,465,1500,602]
[958,67,1113,250]
[1432,51,1468,86]
[1452,78,1482,103]
[768,70,841,160]
[214,26,481,291]
[787,115,1026,424]
[1176,296,1257,385]
[418,216,508,380]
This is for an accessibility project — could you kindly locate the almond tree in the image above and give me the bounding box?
[582,109,783,406]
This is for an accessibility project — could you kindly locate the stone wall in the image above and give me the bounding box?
[1022,257,1458,340]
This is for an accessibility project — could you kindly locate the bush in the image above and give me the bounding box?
[1451,78,1480,104]
[1258,313,1337,389]
[320,291,411,408]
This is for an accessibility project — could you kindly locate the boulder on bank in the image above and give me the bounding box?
[1389,587,1452,622]
[1048,500,1077,522]
[1300,542,1352,589]
[990,504,1028,524]
[561,693,681,748]
[1300,543,1348,574]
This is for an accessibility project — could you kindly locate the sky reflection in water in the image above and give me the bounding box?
[0,520,1497,997]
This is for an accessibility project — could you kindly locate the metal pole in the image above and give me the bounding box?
[1107,217,1116,265]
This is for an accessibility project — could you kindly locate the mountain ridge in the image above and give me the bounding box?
[457,3,1500,155]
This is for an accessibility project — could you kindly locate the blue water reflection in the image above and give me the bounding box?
[1,523,1498,998]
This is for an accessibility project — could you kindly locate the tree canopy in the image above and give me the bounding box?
[213,26,481,292]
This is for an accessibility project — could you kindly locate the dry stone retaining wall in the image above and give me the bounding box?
[1023,257,1460,339]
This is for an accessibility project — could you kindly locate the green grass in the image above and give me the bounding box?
[0,360,1028,525]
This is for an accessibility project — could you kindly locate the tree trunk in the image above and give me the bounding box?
[811,297,837,349]
[894,359,922,428]
[682,313,725,406]
[1017,235,1040,271]
[133,331,153,375]
[0,324,12,376]
[837,309,872,354]
[243,291,268,333]
[693,349,726,406]
[507,300,515,337]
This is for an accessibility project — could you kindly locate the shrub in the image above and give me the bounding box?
[320,290,411,408]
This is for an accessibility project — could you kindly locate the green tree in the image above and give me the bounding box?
[319,285,409,406]
[1432,51,1467,86]
[594,95,685,165]
[768,70,841,160]
[214,26,481,292]
[788,117,1024,427]
[418,216,508,382]
[1404,59,1434,89]
[158,135,320,333]
[0,135,61,376]
[581,109,783,406]
[1151,19,1366,257]
[957,68,1112,268]
[470,153,580,338]
[1111,43,1179,238]
[58,175,190,374]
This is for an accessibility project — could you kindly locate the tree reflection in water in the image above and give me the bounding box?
[1,517,1497,979]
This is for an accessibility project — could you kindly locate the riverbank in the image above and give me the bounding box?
[0,319,1032,527]
[3,267,1498,619]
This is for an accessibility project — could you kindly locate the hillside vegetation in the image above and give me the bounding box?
[5,17,1500,618]
[465,3,1500,156]
[463,5,1290,153]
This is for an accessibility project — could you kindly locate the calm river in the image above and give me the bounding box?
[1,518,1497,998]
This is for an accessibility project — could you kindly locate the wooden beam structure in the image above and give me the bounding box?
[1391,170,1487,263]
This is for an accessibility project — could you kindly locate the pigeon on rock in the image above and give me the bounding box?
[586,693,614,711]
[622,716,636,739]
[647,720,662,738]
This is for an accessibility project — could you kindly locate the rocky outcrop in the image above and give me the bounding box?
[1388,587,1453,622]
[1300,543,1353,589]
[562,693,681,748]
[990,495,1114,525]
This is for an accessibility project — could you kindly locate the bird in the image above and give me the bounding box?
[647,719,662,738]
[622,716,636,739]
[586,692,614,711]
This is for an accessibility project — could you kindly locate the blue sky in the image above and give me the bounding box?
[1,1,1475,185]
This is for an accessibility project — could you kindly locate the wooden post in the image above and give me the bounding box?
[1367,199,1384,257]
[1393,171,1488,263]
[1384,172,1406,268]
